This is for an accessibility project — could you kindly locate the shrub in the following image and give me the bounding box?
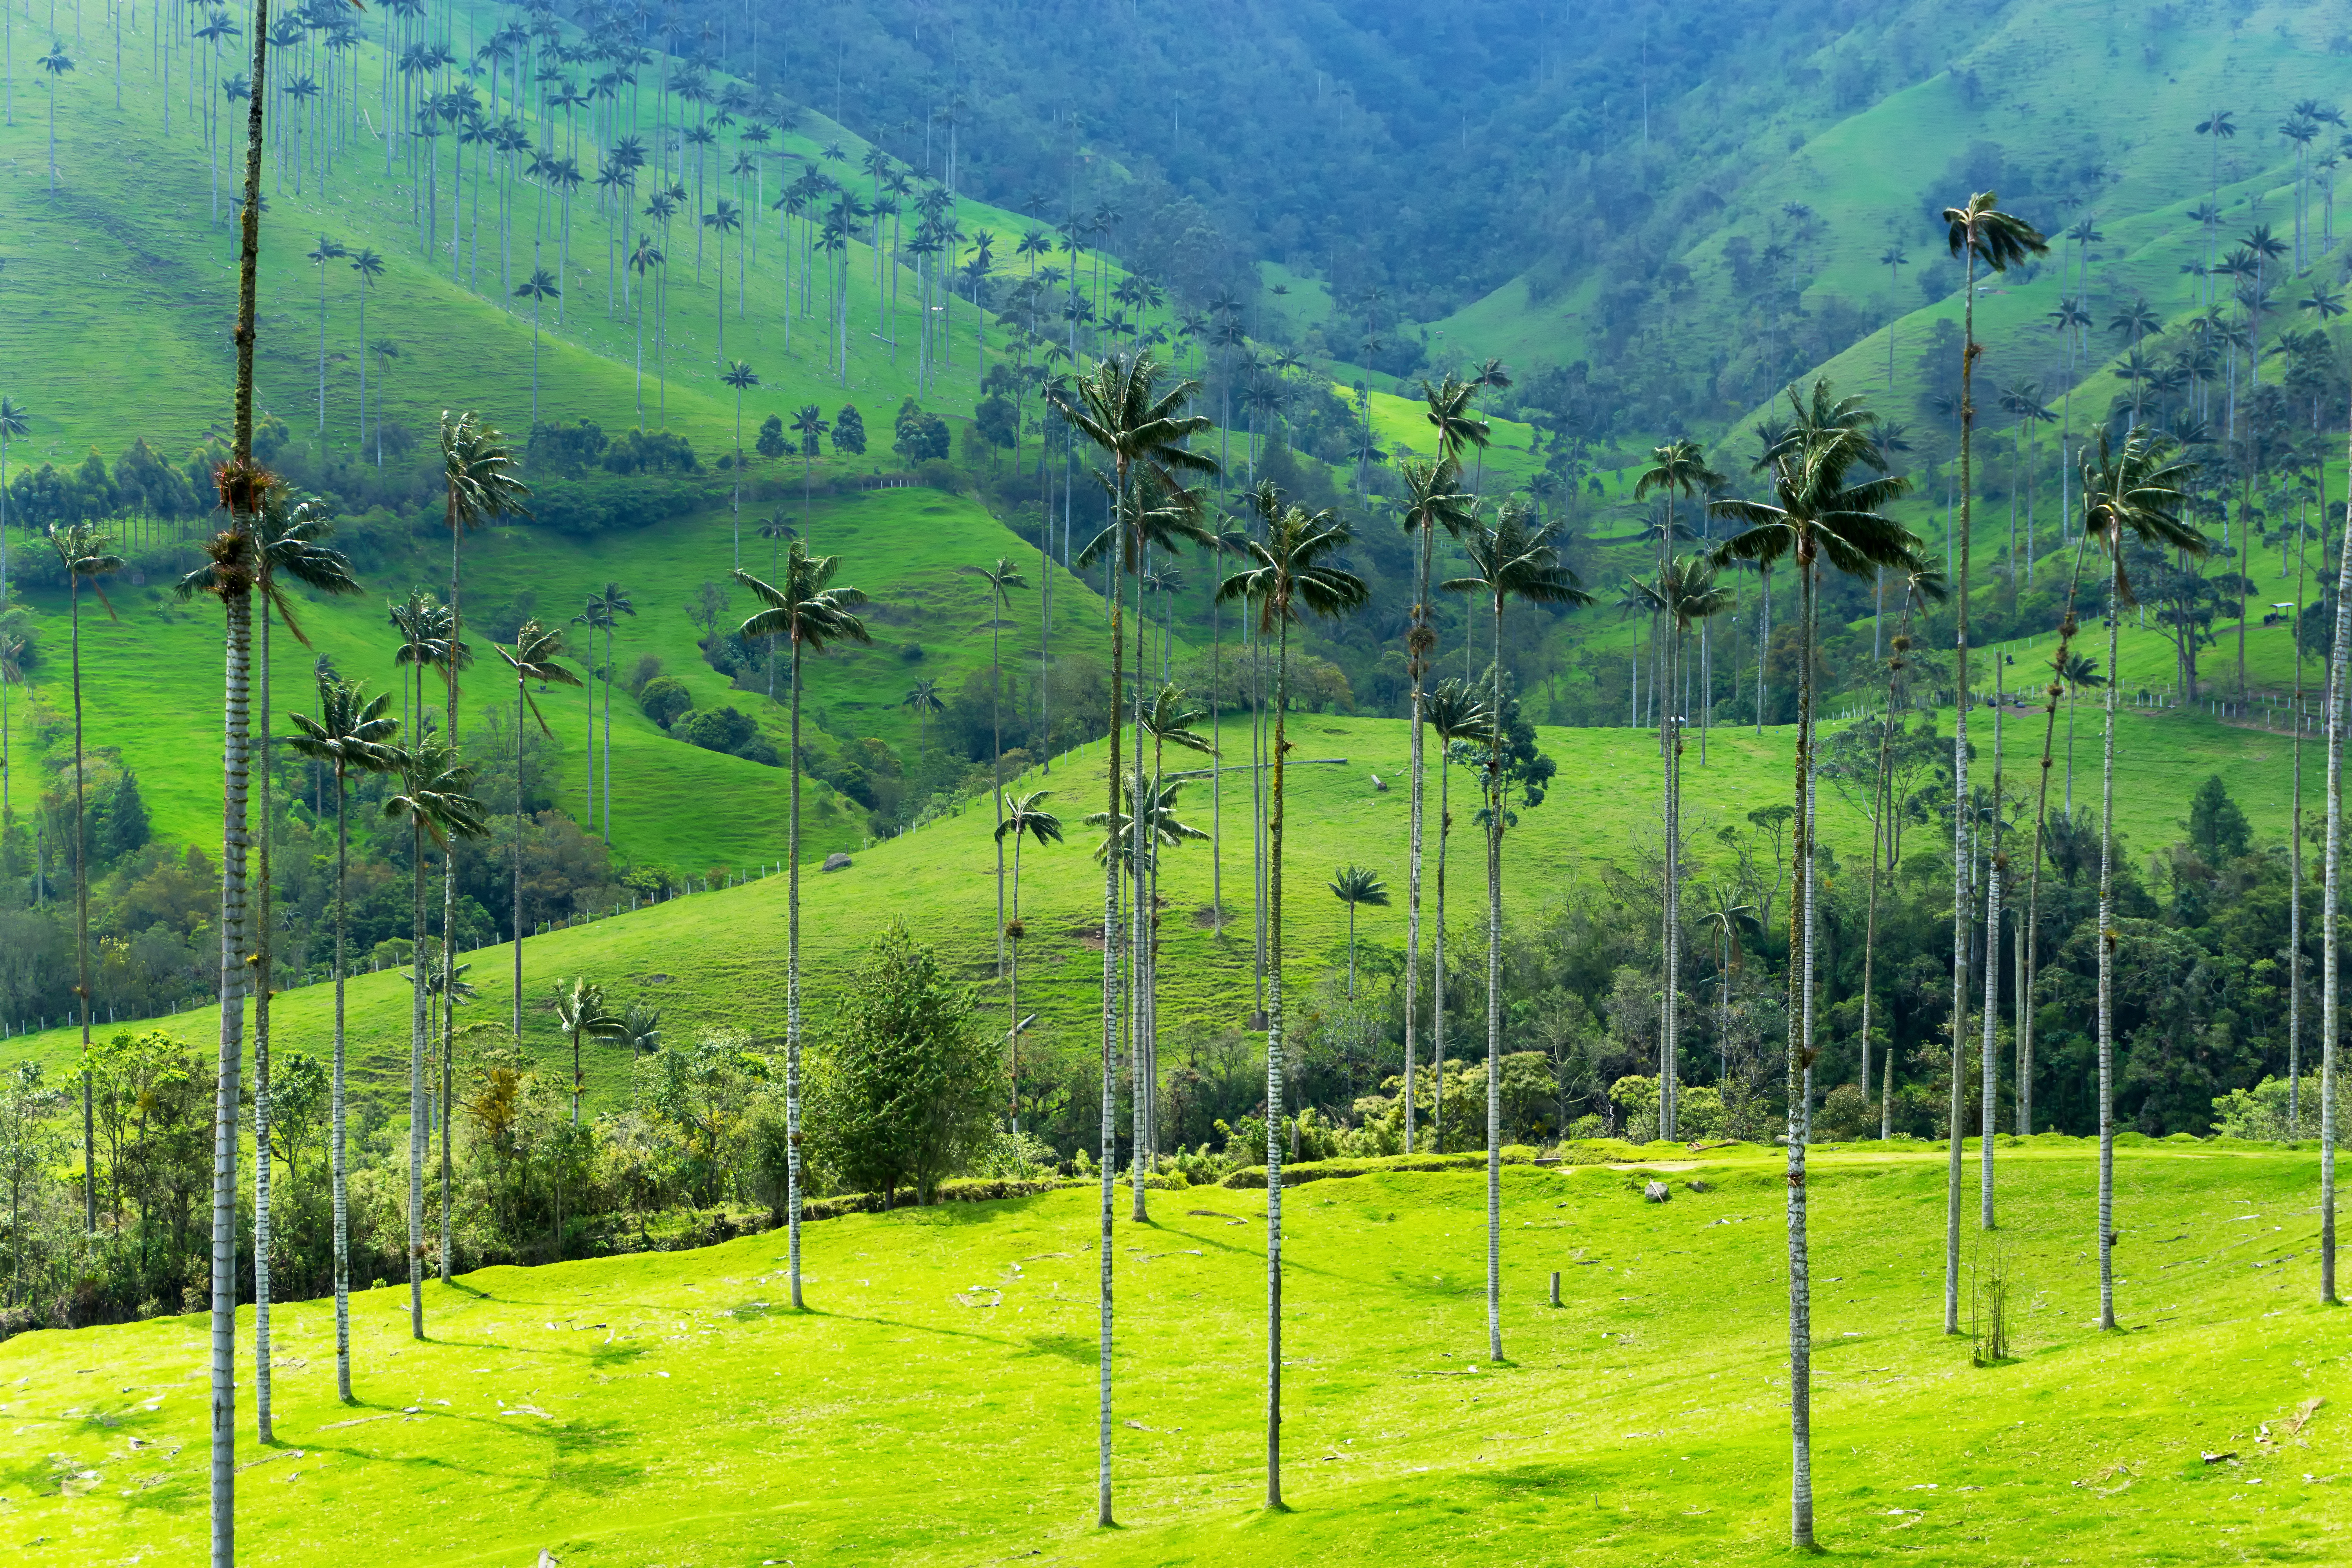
[2210,1075,2320,1141]
[804,924,998,1205]
[639,676,694,729]
[677,705,757,756]
[602,427,698,474]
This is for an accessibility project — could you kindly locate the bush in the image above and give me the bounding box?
[602,427,698,475]
[677,705,757,756]
[2210,1075,2322,1142]
[639,676,694,729]
[1816,1082,1873,1141]
[804,924,998,1205]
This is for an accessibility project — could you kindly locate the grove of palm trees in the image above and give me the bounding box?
[0,1,2345,1564]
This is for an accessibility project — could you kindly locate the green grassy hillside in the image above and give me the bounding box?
[0,699,2301,1108]
[1,485,1112,873]
[0,0,1136,469]
[0,1143,2338,1564]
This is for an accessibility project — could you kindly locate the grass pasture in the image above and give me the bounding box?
[0,1141,2339,1564]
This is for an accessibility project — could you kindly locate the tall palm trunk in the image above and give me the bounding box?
[787,637,807,1309]
[330,754,352,1400]
[1981,687,2003,1228]
[1484,591,1506,1363]
[408,788,427,1339]
[2097,549,2124,1328]
[993,613,1005,975]
[1786,550,1820,1548]
[213,5,273,1548]
[1130,554,1151,1223]
[514,667,527,1036]
[1433,751,1451,1151]
[2318,412,2352,1307]
[1009,833,1024,1130]
[1096,518,1123,1530]
[71,575,92,1234]
[252,596,277,1438]
[1265,595,1292,1507]
[1947,236,1981,1338]
[1404,515,1432,1153]
[2022,539,2094,1138]
[441,494,463,1287]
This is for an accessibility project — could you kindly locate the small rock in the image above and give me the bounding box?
[822,853,852,873]
[1684,1179,1713,1193]
[1643,1181,1670,1203]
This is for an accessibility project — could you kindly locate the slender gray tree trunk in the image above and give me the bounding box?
[1404,517,1431,1152]
[1266,613,1290,1507]
[2098,563,2123,1328]
[1485,593,1506,1363]
[1947,242,1980,1338]
[788,639,806,1308]
[2319,410,2352,1306]
[1787,557,1817,1549]
[332,760,352,1400]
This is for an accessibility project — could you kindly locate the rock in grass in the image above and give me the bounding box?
[1643,1181,1670,1203]
[822,852,852,873]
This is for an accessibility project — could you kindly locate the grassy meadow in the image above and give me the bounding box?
[0,692,2308,1114]
[0,1141,2339,1564]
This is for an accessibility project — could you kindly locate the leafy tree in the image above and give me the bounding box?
[735,543,870,1312]
[891,398,951,464]
[2187,775,2252,864]
[833,403,867,455]
[806,922,996,1206]
[637,675,693,729]
[285,673,399,1405]
[755,413,787,460]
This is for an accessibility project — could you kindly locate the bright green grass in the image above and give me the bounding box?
[0,702,2301,1109]
[1,484,1116,872]
[0,1143,2340,1564]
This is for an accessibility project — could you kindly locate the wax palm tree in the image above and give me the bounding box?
[1423,678,1490,1152]
[1218,481,1368,1510]
[305,236,346,435]
[1616,554,1733,1133]
[1327,864,1389,998]
[735,544,870,1312]
[37,42,70,194]
[1052,353,1216,1523]
[285,674,399,1404]
[902,676,943,757]
[996,790,1064,1130]
[1396,454,1477,1153]
[2083,428,2203,1325]
[789,404,829,547]
[347,249,383,450]
[583,582,633,840]
[514,267,560,419]
[721,360,759,567]
[622,1000,663,1095]
[552,976,625,1125]
[628,236,664,425]
[962,557,1030,974]
[1711,379,1916,1549]
[1443,502,1590,1364]
[437,411,528,1094]
[496,619,584,1038]
[1937,190,2046,1344]
[45,523,119,1235]
[1860,563,1946,1140]
[380,735,483,1338]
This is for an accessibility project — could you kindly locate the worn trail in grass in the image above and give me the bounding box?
[0,1143,2340,1564]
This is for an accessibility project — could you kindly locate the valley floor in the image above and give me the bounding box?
[0,1142,2341,1565]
